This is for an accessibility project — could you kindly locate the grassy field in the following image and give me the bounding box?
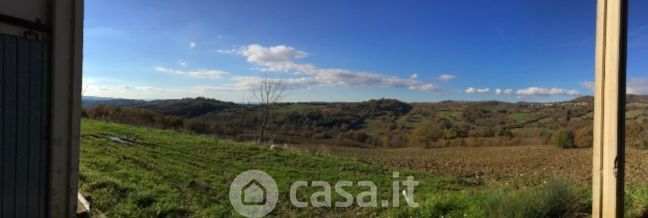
[79,119,648,217]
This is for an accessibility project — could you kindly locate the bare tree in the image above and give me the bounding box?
[81,80,89,96]
[253,74,286,143]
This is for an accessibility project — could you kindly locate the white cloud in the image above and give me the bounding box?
[241,44,309,65]
[215,47,239,54]
[465,87,490,94]
[84,77,287,101]
[189,41,197,49]
[495,88,514,95]
[82,77,192,99]
[628,78,648,95]
[220,44,440,91]
[410,74,418,79]
[515,87,580,97]
[580,81,595,91]
[177,59,188,67]
[195,76,316,92]
[155,66,229,79]
[630,25,648,37]
[120,86,173,92]
[438,74,456,81]
[580,79,648,95]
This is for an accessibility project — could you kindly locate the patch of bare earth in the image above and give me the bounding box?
[320,145,648,185]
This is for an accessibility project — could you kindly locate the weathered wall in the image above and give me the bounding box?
[1,31,50,218]
[1,0,83,217]
[0,0,48,37]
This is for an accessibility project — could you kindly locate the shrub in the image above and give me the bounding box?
[627,185,648,217]
[345,131,368,142]
[483,179,585,218]
[183,120,211,134]
[387,192,483,217]
[442,128,459,139]
[409,122,443,148]
[553,129,575,149]
[497,128,514,138]
[635,140,648,150]
[574,126,593,147]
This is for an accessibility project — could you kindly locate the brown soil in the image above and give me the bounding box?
[316,145,648,185]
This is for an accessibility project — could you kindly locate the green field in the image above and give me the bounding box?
[82,119,646,217]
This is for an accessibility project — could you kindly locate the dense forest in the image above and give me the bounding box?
[81,95,648,149]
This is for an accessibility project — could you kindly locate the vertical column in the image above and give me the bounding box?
[49,0,84,217]
[592,0,628,217]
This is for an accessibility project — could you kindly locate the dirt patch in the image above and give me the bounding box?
[101,134,157,147]
[313,145,648,185]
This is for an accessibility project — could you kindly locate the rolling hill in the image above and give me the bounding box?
[81,95,648,149]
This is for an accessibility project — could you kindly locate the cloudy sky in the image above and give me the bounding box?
[83,0,648,102]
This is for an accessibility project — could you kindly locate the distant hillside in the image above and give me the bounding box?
[81,95,648,148]
[565,96,594,104]
[628,94,648,103]
[138,97,242,117]
[82,96,115,101]
[82,96,147,108]
[564,95,648,104]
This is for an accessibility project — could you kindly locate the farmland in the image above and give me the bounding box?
[308,145,648,186]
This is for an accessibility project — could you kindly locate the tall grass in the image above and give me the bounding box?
[482,179,588,218]
[627,185,648,218]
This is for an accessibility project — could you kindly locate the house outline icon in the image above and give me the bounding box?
[241,179,267,205]
[229,170,278,217]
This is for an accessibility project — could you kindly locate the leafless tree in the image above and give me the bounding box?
[81,81,89,96]
[253,74,286,143]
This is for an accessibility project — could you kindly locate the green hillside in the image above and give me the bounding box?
[78,119,609,217]
[82,96,648,149]
[79,119,444,217]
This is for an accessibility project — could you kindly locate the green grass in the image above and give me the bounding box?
[81,119,648,217]
[395,114,424,130]
[626,109,647,120]
[511,127,551,137]
[481,179,588,218]
[80,119,465,217]
[274,104,323,113]
[510,112,535,123]
[627,184,648,217]
[361,118,389,135]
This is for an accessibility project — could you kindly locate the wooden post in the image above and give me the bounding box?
[592,0,627,217]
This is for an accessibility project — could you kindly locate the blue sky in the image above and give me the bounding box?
[83,0,648,102]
